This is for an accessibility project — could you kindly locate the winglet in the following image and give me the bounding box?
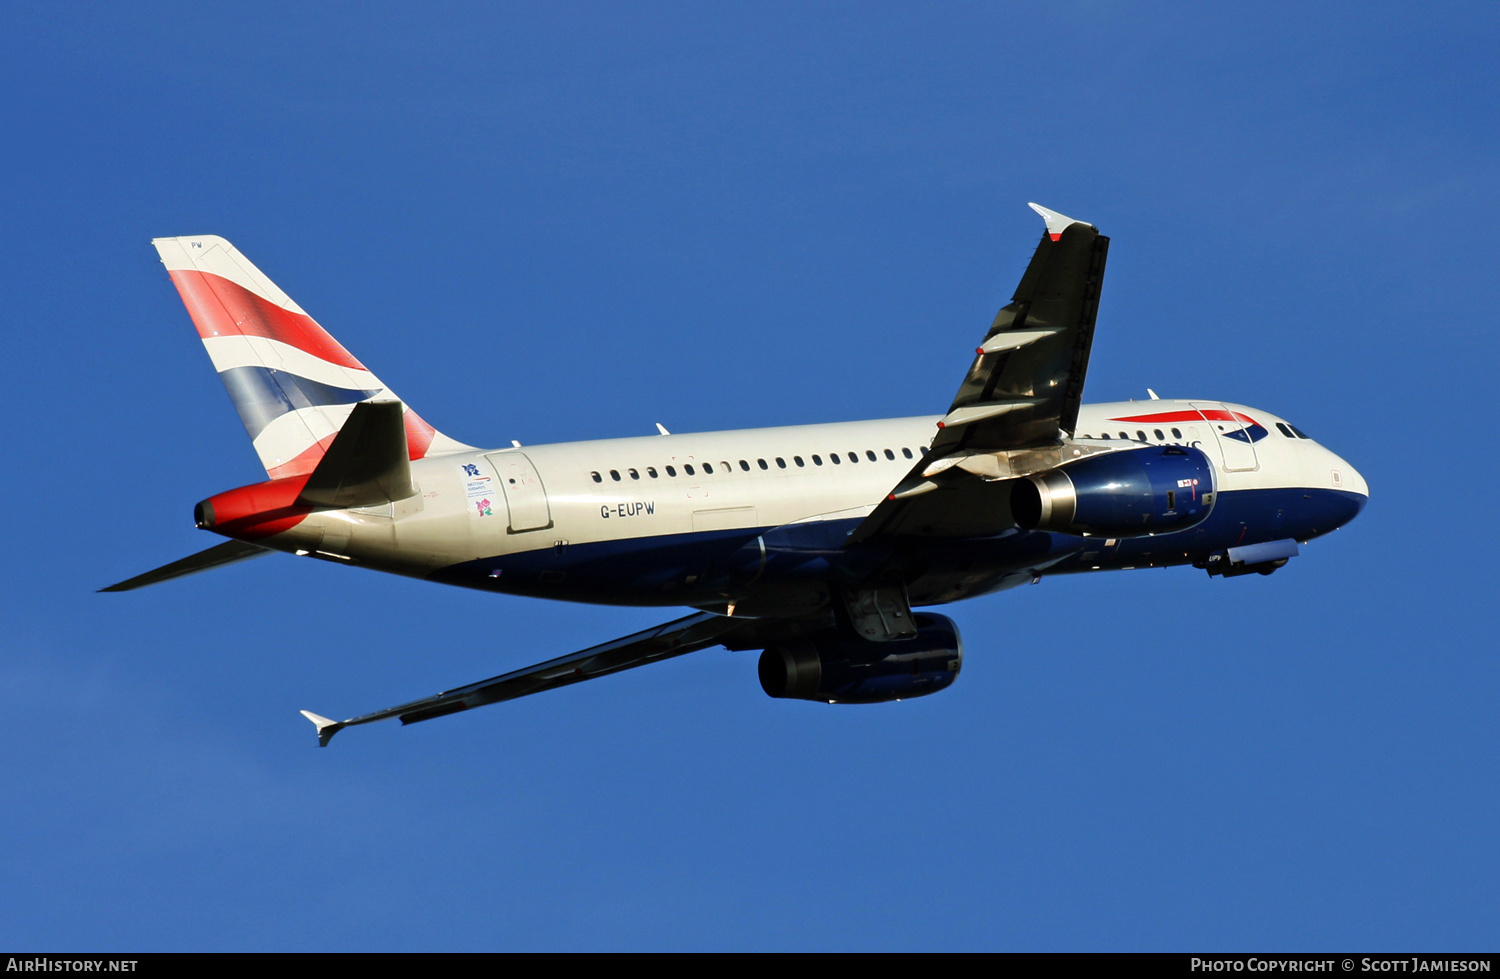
[300,710,345,747]
[1027,203,1093,241]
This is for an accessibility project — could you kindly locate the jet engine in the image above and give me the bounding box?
[1010,444,1215,537]
[758,613,963,704]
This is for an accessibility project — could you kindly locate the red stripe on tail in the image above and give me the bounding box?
[404,410,436,460]
[169,269,367,371]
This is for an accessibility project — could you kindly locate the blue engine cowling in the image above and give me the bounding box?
[1010,444,1215,537]
[757,613,963,704]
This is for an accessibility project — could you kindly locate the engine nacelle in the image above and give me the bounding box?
[1010,444,1215,538]
[758,613,963,704]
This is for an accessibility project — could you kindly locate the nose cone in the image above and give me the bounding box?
[1345,464,1370,505]
[1327,450,1369,526]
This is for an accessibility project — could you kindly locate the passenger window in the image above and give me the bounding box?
[758,459,769,470]
[666,466,676,477]
[629,468,640,480]
[721,461,731,472]
[1119,431,1128,440]
[1171,428,1182,439]
[830,453,842,465]
[794,456,805,467]
[684,464,695,475]
[865,450,877,461]
[776,457,787,469]
[1136,430,1147,441]
[703,463,713,474]
[739,460,750,471]
[884,449,895,460]
[813,454,823,465]
[848,452,859,463]
[610,470,621,481]
[1154,429,1165,440]
[591,471,602,483]
[902,448,913,459]
[919,446,929,456]
[647,467,658,478]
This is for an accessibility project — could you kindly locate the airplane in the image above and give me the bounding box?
[105,204,1369,746]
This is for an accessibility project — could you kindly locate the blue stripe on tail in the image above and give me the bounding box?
[218,366,382,439]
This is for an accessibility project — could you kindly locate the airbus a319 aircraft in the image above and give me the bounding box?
[107,205,1368,745]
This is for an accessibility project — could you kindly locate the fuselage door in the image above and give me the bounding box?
[1191,402,1260,472]
[485,451,553,532]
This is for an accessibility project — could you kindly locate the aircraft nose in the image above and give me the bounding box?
[1328,451,1369,526]
[1345,463,1370,502]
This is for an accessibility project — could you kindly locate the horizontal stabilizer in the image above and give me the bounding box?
[99,539,271,592]
[298,400,416,508]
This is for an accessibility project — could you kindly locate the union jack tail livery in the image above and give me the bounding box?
[153,235,471,478]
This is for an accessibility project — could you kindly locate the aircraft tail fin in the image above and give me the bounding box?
[153,235,472,479]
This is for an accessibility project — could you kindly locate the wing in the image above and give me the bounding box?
[301,611,744,745]
[849,204,1109,542]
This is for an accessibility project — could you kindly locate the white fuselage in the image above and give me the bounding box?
[277,399,1366,606]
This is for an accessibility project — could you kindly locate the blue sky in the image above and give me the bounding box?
[2,2,1497,950]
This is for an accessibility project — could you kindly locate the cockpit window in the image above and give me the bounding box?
[1289,423,1312,439]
